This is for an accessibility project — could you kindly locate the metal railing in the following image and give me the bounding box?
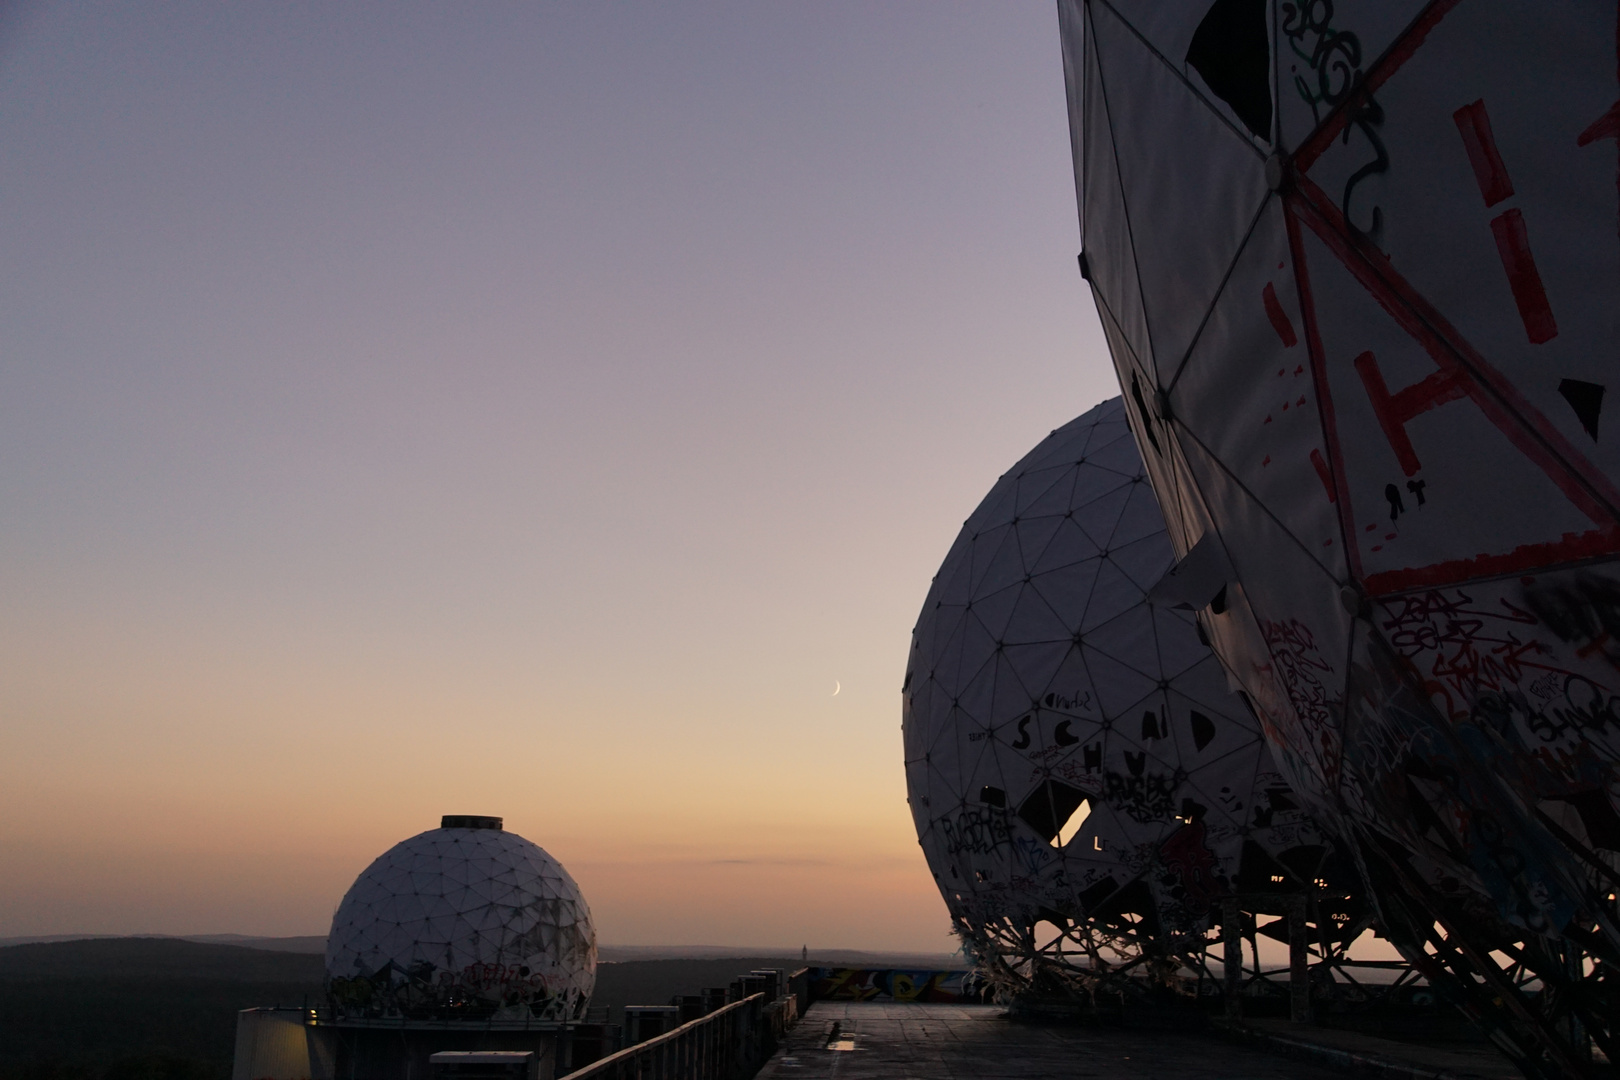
[558,993,795,1080]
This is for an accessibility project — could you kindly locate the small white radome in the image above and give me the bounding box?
[326,815,595,1021]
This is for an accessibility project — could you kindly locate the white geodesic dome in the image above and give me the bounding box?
[903,398,1332,987]
[326,816,596,1021]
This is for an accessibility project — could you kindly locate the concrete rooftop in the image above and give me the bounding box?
[757,1002,1349,1080]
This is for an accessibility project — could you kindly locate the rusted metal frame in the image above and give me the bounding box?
[1525,927,1620,1066]
[1364,844,1571,1076]
[1404,889,1584,1078]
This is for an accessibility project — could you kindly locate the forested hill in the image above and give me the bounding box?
[0,938,324,1080]
[0,936,324,982]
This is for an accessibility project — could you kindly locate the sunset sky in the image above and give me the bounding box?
[0,2,1118,951]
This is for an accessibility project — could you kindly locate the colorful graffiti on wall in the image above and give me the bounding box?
[807,968,990,1005]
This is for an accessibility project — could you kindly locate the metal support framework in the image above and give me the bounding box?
[957,880,1419,1025]
[1222,897,1243,1019]
[1362,835,1620,1080]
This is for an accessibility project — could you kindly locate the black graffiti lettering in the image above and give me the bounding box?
[1385,482,1404,521]
[1406,478,1427,506]
[1103,770,1179,824]
[1282,0,1362,112]
[941,808,1012,855]
[1011,715,1032,750]
[1043,689,1093,712]
[1341,94,1387,240]
[1531,675,1620,742]
[1053,720,1079,746]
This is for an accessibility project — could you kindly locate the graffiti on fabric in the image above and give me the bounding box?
[328,958,581,1019]
[940,807,1012,855]
[1380,588,1547,718]
[1103,768,1179,824]
[1379,583,1620,779]
[807,968,990,1004]
[1259,617,1343,787]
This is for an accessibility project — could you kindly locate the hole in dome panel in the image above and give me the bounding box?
[1016,779,1090,847]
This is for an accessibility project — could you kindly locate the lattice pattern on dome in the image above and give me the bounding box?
[1059,0,1620,1068]
[903,398,1336,993]
[326,823,596,1021]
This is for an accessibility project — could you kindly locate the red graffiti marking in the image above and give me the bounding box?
[1285,201,1366,580]
[1364,529,1620,594]
[1379,588,1553,720]
[1577,101,1620,147]
[1450,100,1558,344]
[1293,0,1465,171]
[1579,98,1620,243]
[1352,351,1466,476]
[1284,174,1620,594]
[1263,282,1298,347]
[1309,448,1336,503]
[1453,100,1515,207]
[1489,209,1558,344]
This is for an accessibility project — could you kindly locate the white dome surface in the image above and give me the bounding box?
[903,398,1324,949]
[326,819,596,1021]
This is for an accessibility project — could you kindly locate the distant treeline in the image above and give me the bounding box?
[0,939,323,1080]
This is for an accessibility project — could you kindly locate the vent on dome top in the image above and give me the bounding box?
[441,815,503,830]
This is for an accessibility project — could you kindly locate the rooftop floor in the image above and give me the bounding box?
[757,1002,1350,1080]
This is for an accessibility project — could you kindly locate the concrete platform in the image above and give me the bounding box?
[756,1002,1350,1079]
[1222,1016,1519,1079]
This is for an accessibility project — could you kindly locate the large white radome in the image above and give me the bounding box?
[903,399,1328,986]
[326,817,596,1021]
[1060,0,1620,1063]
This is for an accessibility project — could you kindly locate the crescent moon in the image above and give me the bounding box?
[832,680,841,696]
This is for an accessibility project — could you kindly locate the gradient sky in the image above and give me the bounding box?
[0,1,1120,951]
